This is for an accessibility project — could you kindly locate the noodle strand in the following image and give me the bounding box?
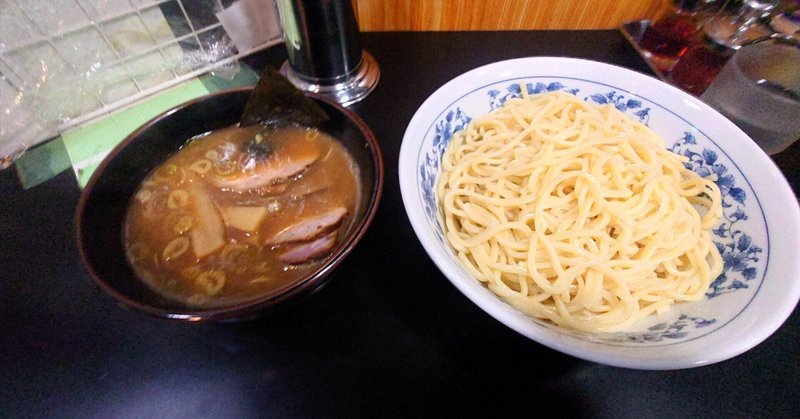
[437,91,723,333]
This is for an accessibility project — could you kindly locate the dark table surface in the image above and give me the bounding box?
[2,31,799,418]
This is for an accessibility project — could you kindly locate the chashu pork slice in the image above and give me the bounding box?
[279,232,338,264]
[266,207,347,246]
[207,148,319,192]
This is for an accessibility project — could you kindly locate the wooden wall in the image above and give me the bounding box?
[354,0,668,31]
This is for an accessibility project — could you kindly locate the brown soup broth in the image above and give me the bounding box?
[124,125,361,307]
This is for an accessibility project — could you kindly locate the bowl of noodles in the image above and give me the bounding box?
[399,57,800,369]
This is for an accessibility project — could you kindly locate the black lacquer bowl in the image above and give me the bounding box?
[76,88,383,321]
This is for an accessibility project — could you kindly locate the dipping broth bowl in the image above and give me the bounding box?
[77,87,383,321]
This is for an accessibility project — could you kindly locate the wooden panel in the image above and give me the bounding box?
[355,0,668,31]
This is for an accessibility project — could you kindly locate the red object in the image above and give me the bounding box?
[640,14,701,68]
[667,42,732,95]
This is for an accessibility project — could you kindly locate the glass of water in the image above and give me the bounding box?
[700,36,800,155]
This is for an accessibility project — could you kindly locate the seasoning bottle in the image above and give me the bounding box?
[768,4,800,36]
[667,0,779,95]
[275,0,380,106]
[640,0,725,72]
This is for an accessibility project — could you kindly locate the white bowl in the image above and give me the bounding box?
[399,57,800,370]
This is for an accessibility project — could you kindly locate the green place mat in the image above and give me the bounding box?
[63,80,211,188]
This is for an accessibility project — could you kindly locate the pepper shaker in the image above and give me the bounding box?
[275,0,380,106]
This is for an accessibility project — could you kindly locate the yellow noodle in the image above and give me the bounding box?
[437,91,723,333]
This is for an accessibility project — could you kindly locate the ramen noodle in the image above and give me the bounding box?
[437,91,723,332]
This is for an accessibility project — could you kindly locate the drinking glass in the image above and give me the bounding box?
[700,36,800,155]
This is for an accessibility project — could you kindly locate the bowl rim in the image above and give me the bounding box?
[76,86,384,322]
[398,56,800,369]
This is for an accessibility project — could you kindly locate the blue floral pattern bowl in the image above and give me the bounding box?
[399,57,800,369]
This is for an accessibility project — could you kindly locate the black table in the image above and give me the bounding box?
[2,31,798,418]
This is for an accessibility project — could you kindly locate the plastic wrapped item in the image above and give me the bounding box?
[0,0,281,169]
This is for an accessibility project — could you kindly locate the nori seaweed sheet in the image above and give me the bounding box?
[239,67,330,128]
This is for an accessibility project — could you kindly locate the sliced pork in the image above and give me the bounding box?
[266,207,347,245]
[279,232,338,264]
[207,150,319,192]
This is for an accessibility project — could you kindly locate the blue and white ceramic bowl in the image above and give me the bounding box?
[398,57,800,370]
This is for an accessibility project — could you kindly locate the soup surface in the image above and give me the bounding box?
[124,124,361,307]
